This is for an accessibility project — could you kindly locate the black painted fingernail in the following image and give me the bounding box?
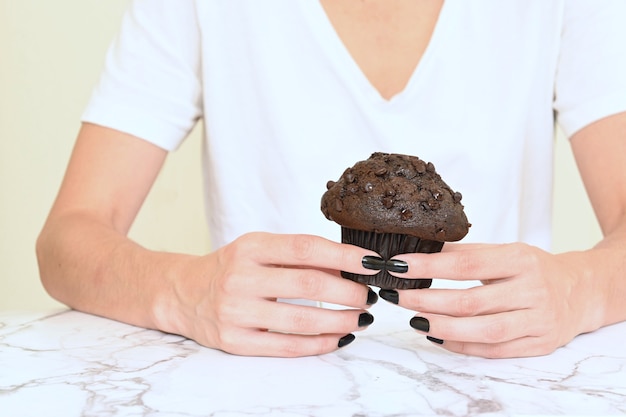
[367,288,378,306]
[362,255,385,271]
[409,317,430,333]
[358,312,375,327]
[427,336,444,345]
[338,333,356,348]
[387,259,409,274]
[362,256,408,273]
[367,288,378,305]
[378,289,399,305]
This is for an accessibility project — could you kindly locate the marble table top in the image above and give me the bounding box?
[1,306,625,417]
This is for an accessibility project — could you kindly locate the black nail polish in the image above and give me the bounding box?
[387,259,409,274]
[378,289,399,305]
[427,336,444,345]
[409,317,430,333]
[362,255,385,271]
[338,333,356,348]
[358,312,374,327]
[366,288,378,305]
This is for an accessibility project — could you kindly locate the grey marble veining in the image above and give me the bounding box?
[1,307,625,417]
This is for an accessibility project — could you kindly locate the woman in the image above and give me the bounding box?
[37,0,626,358]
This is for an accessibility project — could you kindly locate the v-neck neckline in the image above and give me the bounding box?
[301,0,450,107]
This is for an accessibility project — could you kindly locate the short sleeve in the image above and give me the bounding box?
[81,0,202,151]
[554,0,626,139]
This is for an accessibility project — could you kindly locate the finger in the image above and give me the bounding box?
[440,242,498,252]
[409,309,545,346]
[240,301,374,335]
[394,281,533,317]
[235,232,379,275]
[218,329,357,358]
[427,335,560,359]
[390,243,540,282]
[255,266,377,308]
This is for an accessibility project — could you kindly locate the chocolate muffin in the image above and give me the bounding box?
[321,152,470,289]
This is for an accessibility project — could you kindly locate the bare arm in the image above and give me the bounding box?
[37,123,172,328]
[36,123,379,356]
[570,111,626,328]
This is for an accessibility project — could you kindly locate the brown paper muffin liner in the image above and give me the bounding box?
[340,227,444,290]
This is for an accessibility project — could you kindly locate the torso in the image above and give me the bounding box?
[319,0,444,99]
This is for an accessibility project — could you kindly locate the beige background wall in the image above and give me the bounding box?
[0,0,209,311]
[0,1,601,311]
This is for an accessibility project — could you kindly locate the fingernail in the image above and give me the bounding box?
[366,288,378,305]
[427,336,444,345]
[358,312,374,327]
[387,259,409,274]
[362,255,385,271]
[378,289,399,305]
[409,317,430,333]
[338,333,356,348]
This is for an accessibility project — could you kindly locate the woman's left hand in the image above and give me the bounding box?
[378,242,602,358]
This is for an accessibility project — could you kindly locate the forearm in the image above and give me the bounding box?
[556,215,626,339]
[36,210,194,333]
[585,215,626,329]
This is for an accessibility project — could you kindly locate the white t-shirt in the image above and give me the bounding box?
[83,0,626,254]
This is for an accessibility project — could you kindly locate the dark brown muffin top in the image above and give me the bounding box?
[321,152,470,242]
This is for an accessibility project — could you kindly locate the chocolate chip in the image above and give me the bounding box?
[432,189,443,200]
[453,192,463,203]
[382,196,394,209]
[426,162,436,173]
[385,188,396,197]
[345,172,356,183]
[414,160,426,174]
[326,180,336,190]
[400,208,413,220]
[374,167,388,176]
[363,183,374,193]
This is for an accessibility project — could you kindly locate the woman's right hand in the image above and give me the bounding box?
[159,232,379,357]
[37,124,377,358]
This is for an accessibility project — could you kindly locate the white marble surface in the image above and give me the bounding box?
[1,306,625,417]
